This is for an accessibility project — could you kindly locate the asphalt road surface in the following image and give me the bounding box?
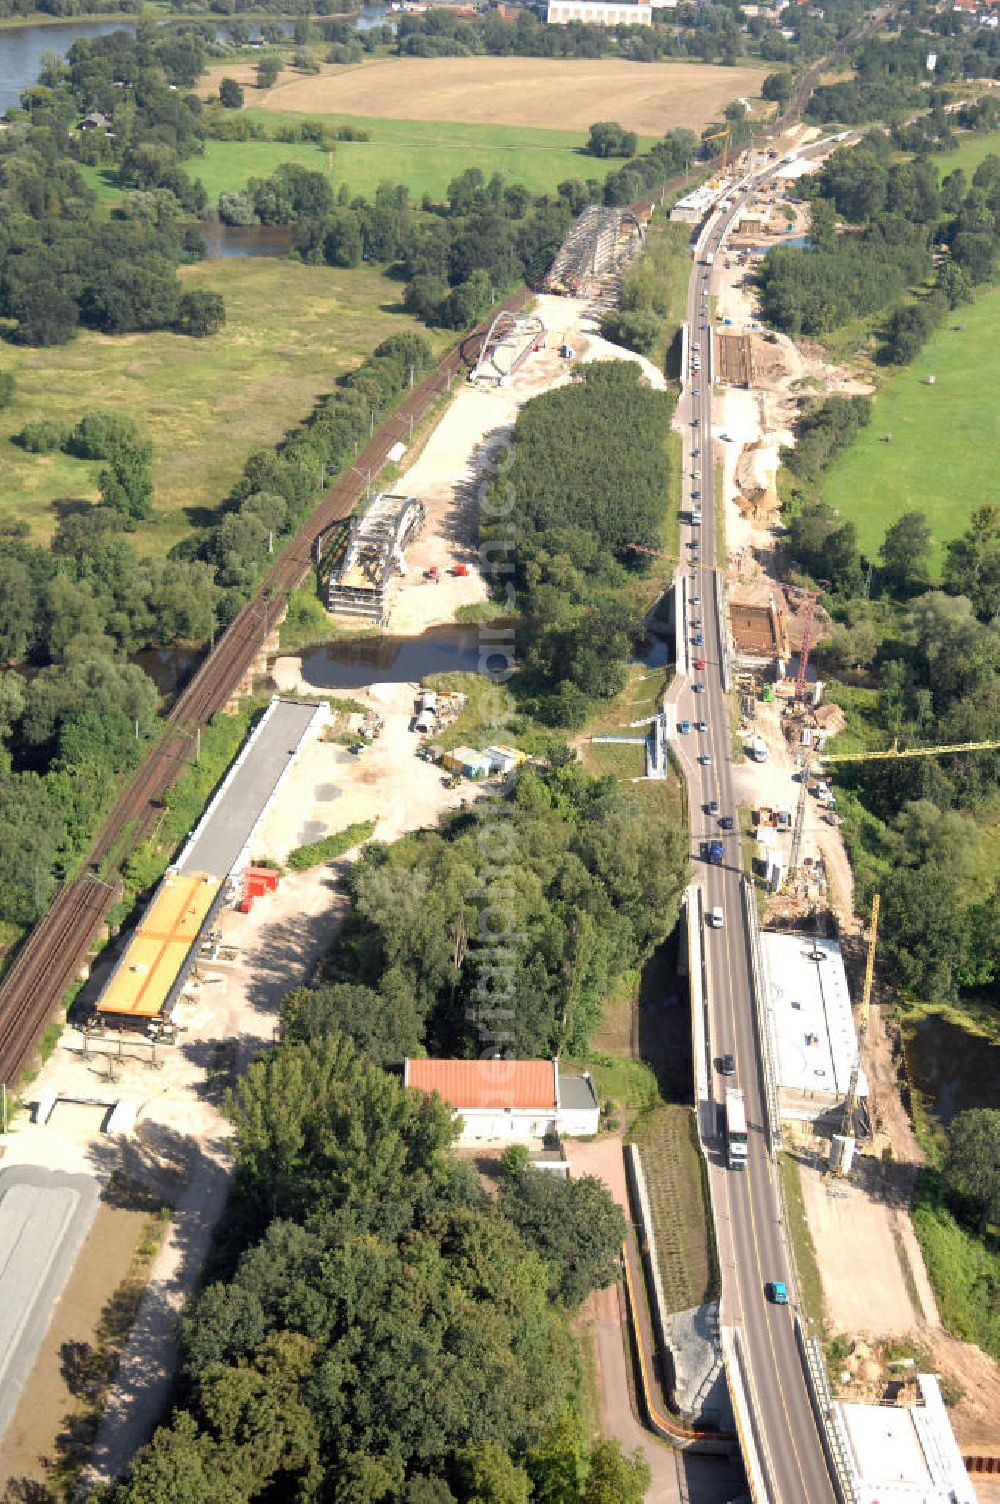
[671,170,838,1504]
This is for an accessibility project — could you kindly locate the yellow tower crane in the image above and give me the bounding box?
[702,126,732,173]
[788,736,1000,877]
[837,892,879,1164]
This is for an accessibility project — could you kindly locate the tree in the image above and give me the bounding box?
[176,291,226,338]
[256,53,280,90]
[946,1108,1000,1234]
[762,70,793,107]
[598,310,659,355]
[586,122,638,159]
[583,1442,650,1504]
[879,511,933,594]
[498,1170,626,1307]
[937,260,974,310]
[219,77,244,108]
[454,1444,532,1504]
[881,301,940,366]
[944,505,1000,620]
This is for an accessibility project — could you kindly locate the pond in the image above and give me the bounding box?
[131,645,201,697]
[299,624,508,691]
[0,8,391,114]
[904,1012,1000,1128]
[197,221,296,260]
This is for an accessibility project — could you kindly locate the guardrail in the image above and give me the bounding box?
[795,1319,860,1504]
[713,570,732,694]
[740,875,782,1153]
[721,1327,772,1503]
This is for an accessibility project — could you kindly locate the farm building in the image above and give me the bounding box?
[404,1058,600,1142]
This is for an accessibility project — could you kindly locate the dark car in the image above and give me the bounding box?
[719,1053,736,1076]
[719,815,734,830]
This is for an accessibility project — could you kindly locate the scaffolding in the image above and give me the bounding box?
[469,310,546,387]
[327,492,426,624]
[544,205,644,296]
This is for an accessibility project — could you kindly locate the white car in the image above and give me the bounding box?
[698,752,712,765]
[709,905,724,928]
[691,595,701,606]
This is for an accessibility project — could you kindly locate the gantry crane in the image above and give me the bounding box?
[789,736,1000,876]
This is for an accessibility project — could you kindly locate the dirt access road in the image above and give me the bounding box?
[199,56,769,136]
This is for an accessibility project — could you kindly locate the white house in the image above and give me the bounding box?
[404,1058,600,1142]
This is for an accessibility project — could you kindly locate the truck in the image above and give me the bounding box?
[703,251,715,267]
[705,839,724,865]
[726,1089,749,1170]
[691,508,702,526]
[775,805,792,832]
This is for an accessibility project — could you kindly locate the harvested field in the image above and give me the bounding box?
[221,56,768,135]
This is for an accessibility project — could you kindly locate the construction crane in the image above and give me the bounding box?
[789,736,1000,876]
[835,892,879,1168]
[702,126,732,173]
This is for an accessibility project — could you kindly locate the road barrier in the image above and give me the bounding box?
[740,875,782,1153]
[795,1319,860,1504]
[721,1327,772,1503]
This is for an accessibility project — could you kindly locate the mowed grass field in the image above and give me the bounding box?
[200,55,767,136]
[178,113,656,204]
[822,290,1000,566]
[0,259,447,556]
[931,127,1000,183]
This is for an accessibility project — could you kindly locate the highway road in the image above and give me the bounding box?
[671,174,838,1504]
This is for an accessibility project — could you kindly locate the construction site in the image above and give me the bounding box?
[326,492,426,624]
[543,203,645,304]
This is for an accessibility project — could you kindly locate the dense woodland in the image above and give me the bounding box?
[313,763,687,1061]
[758,133,1000,339]
[100,1027,647,1504]
[481,361,674,728]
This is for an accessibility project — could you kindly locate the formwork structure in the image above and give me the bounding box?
[469,310,546,387]
[715,331,754,387]
[729,595,789,665]
[326,491,425,624]
[544,205,644,296]
[95,871,223,1026]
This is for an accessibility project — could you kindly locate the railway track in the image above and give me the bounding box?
[0,288,531,1090]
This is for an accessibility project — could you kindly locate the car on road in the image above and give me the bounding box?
[708,799,719,815]
[693,683,705,694]
[690,594,701,606]
[694,658,706,670]
[692,388,701,398]
[766,1281,789,1306]
[691,489,701,500]
[719,815,734,830]
[718,1053,736,1076]
[698,752,712,765]
[693,633,703,647]
[696,719,708,732]
[692,417,700,427]
[709,905,724,928]
[693,447,701,458]
[678,719,691,733]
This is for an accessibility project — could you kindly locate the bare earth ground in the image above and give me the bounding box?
[205,56,767,135]
[710,193,1000,1455]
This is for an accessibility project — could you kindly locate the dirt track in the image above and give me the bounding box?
[220,56,767,135]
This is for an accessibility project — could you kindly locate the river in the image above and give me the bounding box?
[0,7,391,114]
[904,1012,1000,1128]
[298,625,489,691]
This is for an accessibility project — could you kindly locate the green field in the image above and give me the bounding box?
[931,127,1000,184]
[821,289,1000,566]
[175,112,656,205]
[0,258,447,556]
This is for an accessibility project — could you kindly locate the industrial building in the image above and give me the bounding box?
[836,1375,978,1504]
[94,698,330,1032]
[761,931,866,1124]
[404,1058,601,1142]
[326,492,425,624]
[546,0,652,22]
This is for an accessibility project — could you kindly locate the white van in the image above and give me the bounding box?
[709,906,724,929]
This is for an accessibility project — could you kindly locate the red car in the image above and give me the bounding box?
[694,658,706,670]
